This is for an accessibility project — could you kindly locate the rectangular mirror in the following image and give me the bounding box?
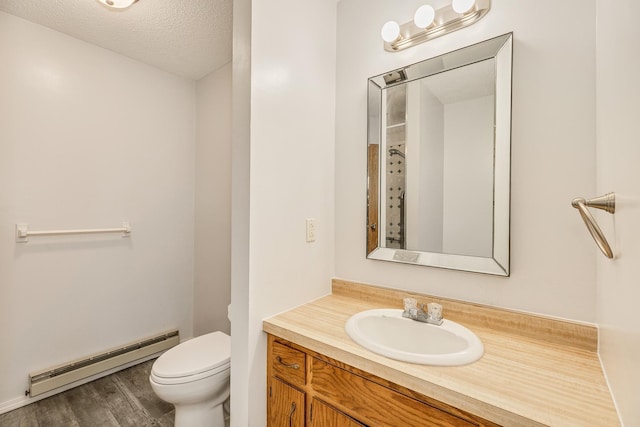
[367,33,512,276]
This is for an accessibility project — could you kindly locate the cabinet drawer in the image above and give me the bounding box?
[311,358,477,427]
[271,341,306,387]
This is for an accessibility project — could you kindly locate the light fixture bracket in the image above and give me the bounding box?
[384,0,491,52]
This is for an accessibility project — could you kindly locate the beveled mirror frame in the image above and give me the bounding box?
[366,33,512,276]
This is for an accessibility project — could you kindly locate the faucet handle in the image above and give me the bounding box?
[403,298,417,312]
[427,303,443,322]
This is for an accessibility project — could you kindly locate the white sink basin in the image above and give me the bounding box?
[345,309,484,366]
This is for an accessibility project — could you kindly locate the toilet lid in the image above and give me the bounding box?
[152,331,230,379]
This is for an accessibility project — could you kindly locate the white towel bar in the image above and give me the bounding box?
[15,222,131,243]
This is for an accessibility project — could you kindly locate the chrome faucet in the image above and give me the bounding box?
[402,298,444,326]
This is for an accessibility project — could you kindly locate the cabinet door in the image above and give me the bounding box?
[310,398,366,427]
[268,377,305,427]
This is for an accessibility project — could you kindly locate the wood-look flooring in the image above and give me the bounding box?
[0,359,175,427]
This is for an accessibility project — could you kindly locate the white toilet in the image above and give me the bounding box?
[149,331,230,427]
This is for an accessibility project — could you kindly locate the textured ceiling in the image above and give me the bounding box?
[0,0,232,80]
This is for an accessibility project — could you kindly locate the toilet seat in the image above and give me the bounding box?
[150,363,229,385]
[151,331,230,385]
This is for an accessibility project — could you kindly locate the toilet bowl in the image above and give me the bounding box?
[150,331,230,427]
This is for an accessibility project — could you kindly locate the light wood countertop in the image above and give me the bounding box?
[263,280,620,427]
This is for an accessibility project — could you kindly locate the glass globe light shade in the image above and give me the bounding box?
[451,0,476,14]
[381,21,401,43]
[414,5,435,29]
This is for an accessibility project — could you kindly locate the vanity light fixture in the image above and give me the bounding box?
[96,0,139,10]
[381,0,491,52]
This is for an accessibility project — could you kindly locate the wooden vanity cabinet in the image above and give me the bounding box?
[267,334,500,427]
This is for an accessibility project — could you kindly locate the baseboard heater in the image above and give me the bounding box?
[28,329,179,397]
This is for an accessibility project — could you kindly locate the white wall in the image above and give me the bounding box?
[442,95,494,257]
[194,63,232,337]
[0,11,195,409]
[231,1,337,424]
[418,85,444,252]
[336,0,598,321]
[595,0,640,424]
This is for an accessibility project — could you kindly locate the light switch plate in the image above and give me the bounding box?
[306,218,317,242]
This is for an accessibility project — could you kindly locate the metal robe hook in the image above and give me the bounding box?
[571,193,615,259]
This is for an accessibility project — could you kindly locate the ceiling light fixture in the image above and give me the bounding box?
[96,0,139,10]
[381,0,490,52]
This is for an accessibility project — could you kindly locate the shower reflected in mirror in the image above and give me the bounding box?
[386,146,406,249]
